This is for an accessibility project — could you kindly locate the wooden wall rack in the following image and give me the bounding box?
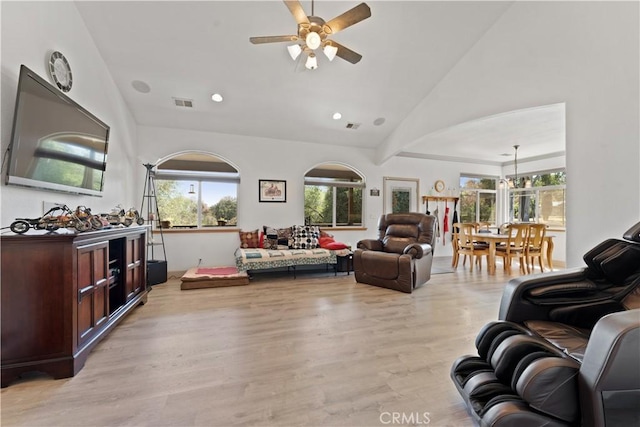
[422,195,460,203]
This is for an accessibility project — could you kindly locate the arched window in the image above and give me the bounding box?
[304,163,364,227]
[154,152,239,229]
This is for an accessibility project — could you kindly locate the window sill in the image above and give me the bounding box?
[320,226,367,231]
[154,227,240,234]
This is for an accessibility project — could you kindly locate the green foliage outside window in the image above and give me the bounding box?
[459,177,496,224]
[304,185,362,226]
[156,180,237,227]
[510,171,566,227]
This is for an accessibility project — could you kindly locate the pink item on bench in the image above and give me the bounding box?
[196,267,239,275]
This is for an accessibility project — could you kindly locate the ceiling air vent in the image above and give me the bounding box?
[173,97,193,108]
[346,122,361,130]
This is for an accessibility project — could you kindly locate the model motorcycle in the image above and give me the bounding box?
[10,204,91,234]
[75,205,106,230]
[103,205,145,227]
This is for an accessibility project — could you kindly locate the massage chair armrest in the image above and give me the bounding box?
[357,239,383,252]
[499,267,591,323]
[403,243,432,259]
[579,309,640,427]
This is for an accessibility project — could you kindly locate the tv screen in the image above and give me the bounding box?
[5,65,109,197]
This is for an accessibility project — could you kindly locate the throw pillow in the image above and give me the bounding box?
[263,226,293,249]
[290,225,320,249]
[263,226,279,249]
[239,229,260,249]
[277,227,293,247]
[320,230,334,239]
[325,241,349,250]
[323,242,349,251]
[318,236,335,248]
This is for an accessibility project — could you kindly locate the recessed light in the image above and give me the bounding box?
[211,93,223,102]
[373,117,386,126]
[131,80,151,93]
[332,112,342,120]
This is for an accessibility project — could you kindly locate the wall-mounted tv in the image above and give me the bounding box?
[5,65,109,197]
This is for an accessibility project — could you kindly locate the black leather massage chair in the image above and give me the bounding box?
[451,222,640,426]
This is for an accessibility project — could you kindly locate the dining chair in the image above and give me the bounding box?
[477,221,492,232]
[451,222,476,268]
[495,223,528,274]
[526,223,547,273]
[451,222,478,268]
[451,222,461,267]
[456,223,490,271]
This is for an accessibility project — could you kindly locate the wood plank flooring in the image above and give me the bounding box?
[1,259,541,427]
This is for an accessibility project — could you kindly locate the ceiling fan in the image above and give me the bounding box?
[249,0,371,70]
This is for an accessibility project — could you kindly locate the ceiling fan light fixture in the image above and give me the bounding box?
[323,44,338,61]
[305,53,318,70]
[305,31,321,50]
[287,44,302,60]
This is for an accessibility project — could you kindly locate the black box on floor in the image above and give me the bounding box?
[147,260,167,285]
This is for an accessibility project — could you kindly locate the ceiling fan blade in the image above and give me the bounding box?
[283,0,310,25]
[250,35,298,44]
[323,3,371,34]
[331,41,362,64]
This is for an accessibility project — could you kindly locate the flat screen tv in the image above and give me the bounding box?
[5,65,109,197]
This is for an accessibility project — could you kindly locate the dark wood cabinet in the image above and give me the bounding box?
[1,227,148,387]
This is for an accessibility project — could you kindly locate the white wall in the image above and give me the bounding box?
[1,2,139,225]
[379,1,639,266]
[0,0,516,273]
[138,126,502,270]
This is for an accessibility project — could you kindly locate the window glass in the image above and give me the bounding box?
[479,192,496,223]
[459,175,497,225]
[304,163,363,227]
[459,190,477,223]
[336,187,362,226]
[539,188,565,228]
[305,185,333,226]
[154,153,238,229]
[507,170,566,228]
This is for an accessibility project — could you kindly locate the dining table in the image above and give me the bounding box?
[470,233,555,275]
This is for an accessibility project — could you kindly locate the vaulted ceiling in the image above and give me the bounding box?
[75,1,564,165]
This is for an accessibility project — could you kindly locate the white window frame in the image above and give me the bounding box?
[154,152,239,230]
[304,165,365,228]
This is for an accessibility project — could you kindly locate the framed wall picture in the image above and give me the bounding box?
[259,179,286,202]
[383,177,420,214]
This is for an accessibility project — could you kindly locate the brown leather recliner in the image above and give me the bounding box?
[354,213,436,293]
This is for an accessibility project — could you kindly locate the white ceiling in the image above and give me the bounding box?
[74,0,565,165]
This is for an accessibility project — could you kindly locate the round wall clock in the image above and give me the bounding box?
[434,180,445,193]
[48,51,73,92]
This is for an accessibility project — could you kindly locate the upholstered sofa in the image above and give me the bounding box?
[354,213,436,293]
[450,222,640,426]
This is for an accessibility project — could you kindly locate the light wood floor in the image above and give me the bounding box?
[1,259,544,427]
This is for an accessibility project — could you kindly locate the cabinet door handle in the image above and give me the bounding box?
[78,285,93,303]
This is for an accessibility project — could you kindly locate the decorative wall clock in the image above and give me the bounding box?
[48,51,73,92]
[434,180,445,193]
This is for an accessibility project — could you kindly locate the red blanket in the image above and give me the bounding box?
[196,267,239,276]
